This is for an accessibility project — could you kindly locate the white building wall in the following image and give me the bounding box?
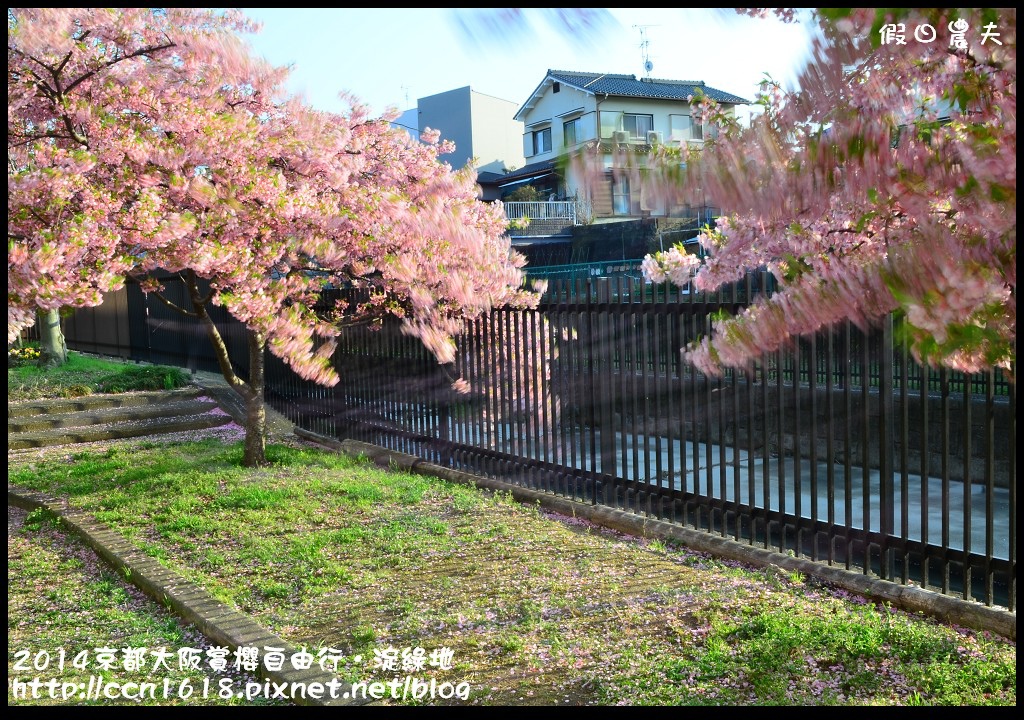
[417,86,524,176]
[469,91,525,175]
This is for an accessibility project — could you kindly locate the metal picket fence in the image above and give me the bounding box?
[62,273,1016,611]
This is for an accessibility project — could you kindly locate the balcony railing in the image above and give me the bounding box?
[503,201,584,226]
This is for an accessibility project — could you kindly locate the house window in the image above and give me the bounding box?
[609,166,646,215]
[612,173,631,215]
[623,113,653,139]
[600,111,620,139]
[532,127,552,155]
[669,114,703,142]
[563,118,580,147]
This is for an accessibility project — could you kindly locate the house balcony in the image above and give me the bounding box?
[503,200,592,239]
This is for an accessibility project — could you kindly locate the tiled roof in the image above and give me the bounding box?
[546,69,750,105]
[475,170,506,184]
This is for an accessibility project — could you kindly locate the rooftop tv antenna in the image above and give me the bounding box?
[634,24,658,77]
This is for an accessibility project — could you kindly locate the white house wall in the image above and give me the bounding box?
[594,98,699,139]
[521,81,592,162]
[521,87,734,206]
[516,73,744,217]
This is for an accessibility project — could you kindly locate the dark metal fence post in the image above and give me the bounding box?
[879,314,895,580]
[590,279,618,487]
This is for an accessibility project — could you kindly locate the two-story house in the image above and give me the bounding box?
[503,69,749,220]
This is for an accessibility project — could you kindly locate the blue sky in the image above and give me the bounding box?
[239,8,819,121]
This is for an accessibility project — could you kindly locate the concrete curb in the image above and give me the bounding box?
[296,430,1016,641]
[8,486,372,707]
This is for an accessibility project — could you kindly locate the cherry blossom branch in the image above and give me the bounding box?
[62,40,176,96]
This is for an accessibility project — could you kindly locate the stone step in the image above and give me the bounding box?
[7,398,219,433]
[8,387,203,419]
[8,412,233,450]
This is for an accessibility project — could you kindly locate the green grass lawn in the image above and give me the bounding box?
[7,348,190,402]
[6,355,1017,706]
[8,505,287,706]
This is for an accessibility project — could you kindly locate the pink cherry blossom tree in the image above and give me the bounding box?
[642,8,1015,380]
[9,8,538,466]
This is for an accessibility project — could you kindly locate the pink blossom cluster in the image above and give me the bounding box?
[568,9,1016,380]
[640,244,700,287]
[8,8,541,386]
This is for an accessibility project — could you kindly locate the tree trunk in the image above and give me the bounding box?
[37,307,67,367]
[243,328,268,467]
[183,272,267,467]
